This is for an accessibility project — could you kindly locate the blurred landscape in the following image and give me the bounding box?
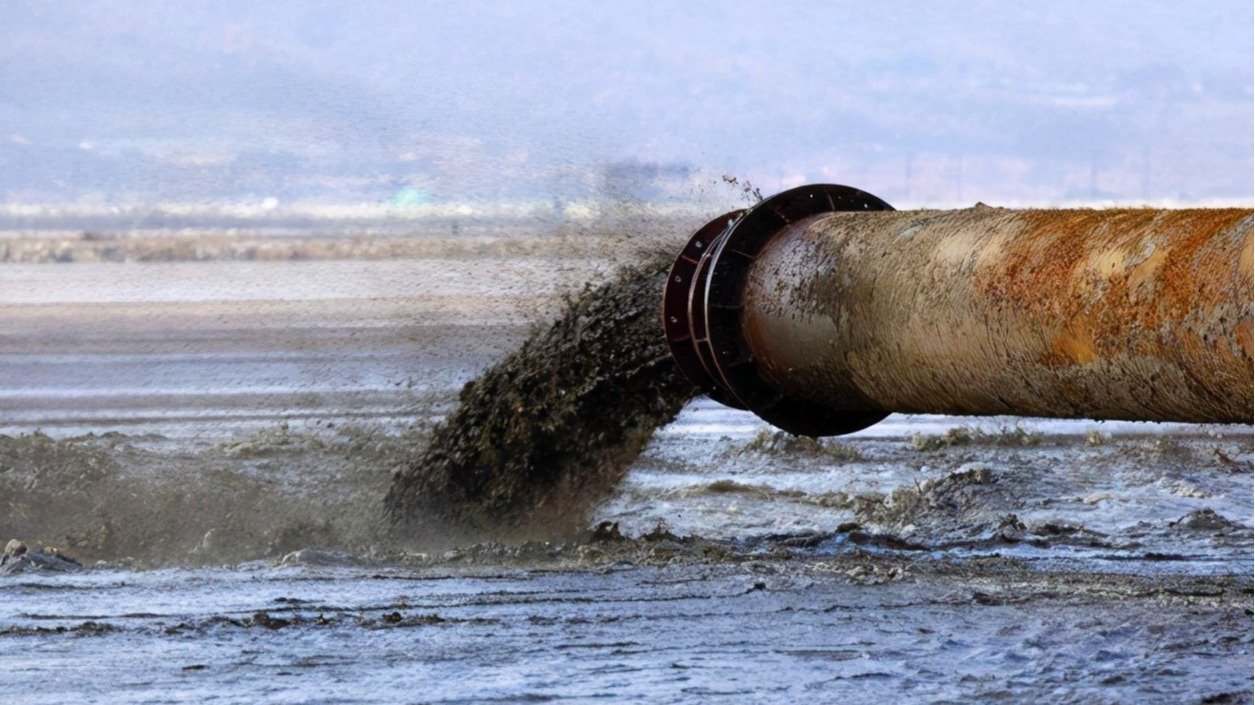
[2,1,1251,211]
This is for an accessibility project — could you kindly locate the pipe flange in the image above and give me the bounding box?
[663,210,746,409]
[701,185,894,436]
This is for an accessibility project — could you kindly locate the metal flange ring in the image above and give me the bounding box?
[700,185,895,436]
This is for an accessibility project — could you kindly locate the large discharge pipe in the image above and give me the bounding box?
[663,185,1253,436]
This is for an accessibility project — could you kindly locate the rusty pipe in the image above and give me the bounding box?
[662,184,1253,436]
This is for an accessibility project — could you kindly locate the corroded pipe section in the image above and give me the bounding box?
[663,184,1253,436]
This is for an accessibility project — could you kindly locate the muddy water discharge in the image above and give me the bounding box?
[385,250,695,540]
[3,234,1252,703]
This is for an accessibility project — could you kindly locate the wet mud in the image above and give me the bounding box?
[1,550,1249,704]
[3,421,1250,572]
[2,417,1251,705]
[385,250,695,541]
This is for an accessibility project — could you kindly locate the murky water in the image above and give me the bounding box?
[4,558,1250,704]
[1,254,1251,703]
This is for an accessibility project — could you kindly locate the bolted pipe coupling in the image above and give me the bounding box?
[662,184,1254,436]
[662,185,897,435]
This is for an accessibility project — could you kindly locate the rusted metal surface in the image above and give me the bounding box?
[665,184,1253,435]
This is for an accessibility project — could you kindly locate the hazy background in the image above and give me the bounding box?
[2,0,1251,208]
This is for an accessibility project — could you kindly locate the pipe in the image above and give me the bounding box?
[663,185,1253,436]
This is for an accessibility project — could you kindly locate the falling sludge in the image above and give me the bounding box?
[385,249,696,541]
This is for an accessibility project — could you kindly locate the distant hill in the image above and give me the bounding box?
[1,1,1250,205]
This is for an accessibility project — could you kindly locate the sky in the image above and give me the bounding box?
[1,1,1251,206]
